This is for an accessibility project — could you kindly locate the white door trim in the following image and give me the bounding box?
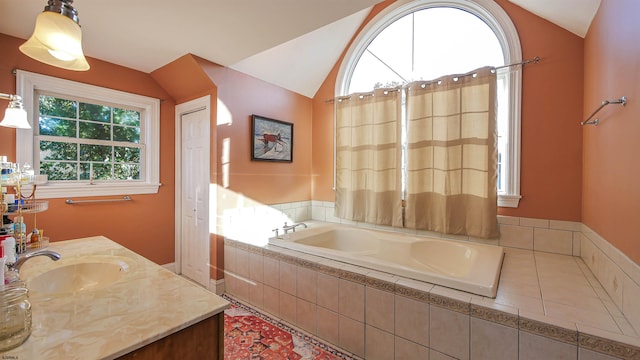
[174,95,211,278]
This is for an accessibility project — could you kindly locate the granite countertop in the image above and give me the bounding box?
[0,236,229,359]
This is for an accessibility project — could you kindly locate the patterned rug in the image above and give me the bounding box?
[223,296,355,360]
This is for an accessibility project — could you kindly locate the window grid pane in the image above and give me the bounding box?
[36,93,143,182]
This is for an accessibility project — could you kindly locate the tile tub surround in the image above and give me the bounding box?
[311,201,583,257]
[224,238,640,360]
[3,236,229,359]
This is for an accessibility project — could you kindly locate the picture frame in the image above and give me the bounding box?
[251,115,293,162]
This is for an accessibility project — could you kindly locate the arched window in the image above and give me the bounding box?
[336,0,522,207]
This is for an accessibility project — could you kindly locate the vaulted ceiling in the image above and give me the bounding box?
[0,0,600,98]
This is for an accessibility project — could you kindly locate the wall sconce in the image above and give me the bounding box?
[0,93,30,129]
[19,0,90,71]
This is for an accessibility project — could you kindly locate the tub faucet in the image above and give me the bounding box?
[7,250,61,274]
[282,222,307,234]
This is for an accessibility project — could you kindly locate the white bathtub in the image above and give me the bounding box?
[268,223,504,297]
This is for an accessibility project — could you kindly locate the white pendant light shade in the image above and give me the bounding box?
[20,11,90,71]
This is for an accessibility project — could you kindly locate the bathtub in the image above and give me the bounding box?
[268,223,504,297]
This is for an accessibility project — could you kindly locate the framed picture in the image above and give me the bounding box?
[251,115,293,162]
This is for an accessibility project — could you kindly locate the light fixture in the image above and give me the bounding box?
[19,0,90,71]
[0,93,30,129]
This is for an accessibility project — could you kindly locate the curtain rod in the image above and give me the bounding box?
[325,56,541,103]
[493,56,541,71]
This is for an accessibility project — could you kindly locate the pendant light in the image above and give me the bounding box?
[0,94,30,129]
[19,0,90,71]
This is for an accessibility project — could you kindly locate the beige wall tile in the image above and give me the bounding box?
[317,273,339,312]
[430,349,457,360]
[296,298,317,335]
[573,232,581,256]
[224,244,236,273]
[365,325,394,360]
[280,290,297,324]
[597,254,624,309]
[297,267,317,303]
[263,285,280,318]
[394,295,429,346]
[470,317,518,360]
[534,228,573,255]
[544,301,619,333]
[395,337,429,359]
[366,287,395,333]
[519,331,577,360]
[493,290,544,313]
[236,248,250,278]
[578,348,620,360]
[497,215,520,225]
[339,315,365,358]
[249,252,264,282]
[311,205,325,221]
[430,305,470,360]
[339,279,365,321]
[622,275,640,333]
[248,280,264,309]
[581,236,599,273]
[263,257,279,288]
[499,224,533,250]
[520,217,549,228]
[234,276,250,301]
[279,261,297,296]
[225,273,237,295]
[550,220,581,231]
[317,306,339,346]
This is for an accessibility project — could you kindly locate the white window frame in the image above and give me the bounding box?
[335,0,522,207]
[16,70,161,199]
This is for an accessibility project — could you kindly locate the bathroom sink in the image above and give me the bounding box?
[26,257,131,294]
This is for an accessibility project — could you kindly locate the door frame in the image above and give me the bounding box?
[174,95,211,281]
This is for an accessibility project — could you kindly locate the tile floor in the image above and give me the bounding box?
[486,248,637,338]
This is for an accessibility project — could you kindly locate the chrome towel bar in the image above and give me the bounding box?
[581,96,627,126]
[65,196,131,204]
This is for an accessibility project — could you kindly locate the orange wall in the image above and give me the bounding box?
[583,0,640,264]
[0,33,176,265]
[312,0,585,222]
[195,56,313,205]
[151,54,313,279]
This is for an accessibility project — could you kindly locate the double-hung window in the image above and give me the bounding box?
[16,70,160,198]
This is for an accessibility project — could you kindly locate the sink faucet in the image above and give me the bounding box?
[282,222,308,234]
[7,250,61,273]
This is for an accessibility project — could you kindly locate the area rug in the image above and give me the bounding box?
[223,296,355,360]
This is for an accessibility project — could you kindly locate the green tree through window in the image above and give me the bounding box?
[37,94,142,182]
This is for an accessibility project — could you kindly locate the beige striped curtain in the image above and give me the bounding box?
[404,67,499,238]
[335,88,403,227]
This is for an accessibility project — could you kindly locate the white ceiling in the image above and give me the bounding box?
[509,0,601,37]
[0,1,600,98]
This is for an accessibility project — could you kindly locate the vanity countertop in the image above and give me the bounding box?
[0,236,229,359]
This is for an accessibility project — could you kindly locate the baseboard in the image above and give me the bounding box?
[162,262,176,273]
[209,278,225,295]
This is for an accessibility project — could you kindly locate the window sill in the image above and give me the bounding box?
[498,194,521,208]
[22,183,161,199]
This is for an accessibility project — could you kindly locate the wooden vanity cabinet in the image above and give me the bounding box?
[116,314,223,360]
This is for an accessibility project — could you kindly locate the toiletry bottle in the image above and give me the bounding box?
[0,236,16,264]
[13,216,25,238]
[0,245,5,286]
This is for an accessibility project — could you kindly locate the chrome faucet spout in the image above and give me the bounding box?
[8,250,62,272]
[282,222,308,234]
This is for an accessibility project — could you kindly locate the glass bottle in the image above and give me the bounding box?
[0,283,32,351]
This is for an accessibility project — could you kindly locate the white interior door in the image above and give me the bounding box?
[179,106,210,287]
